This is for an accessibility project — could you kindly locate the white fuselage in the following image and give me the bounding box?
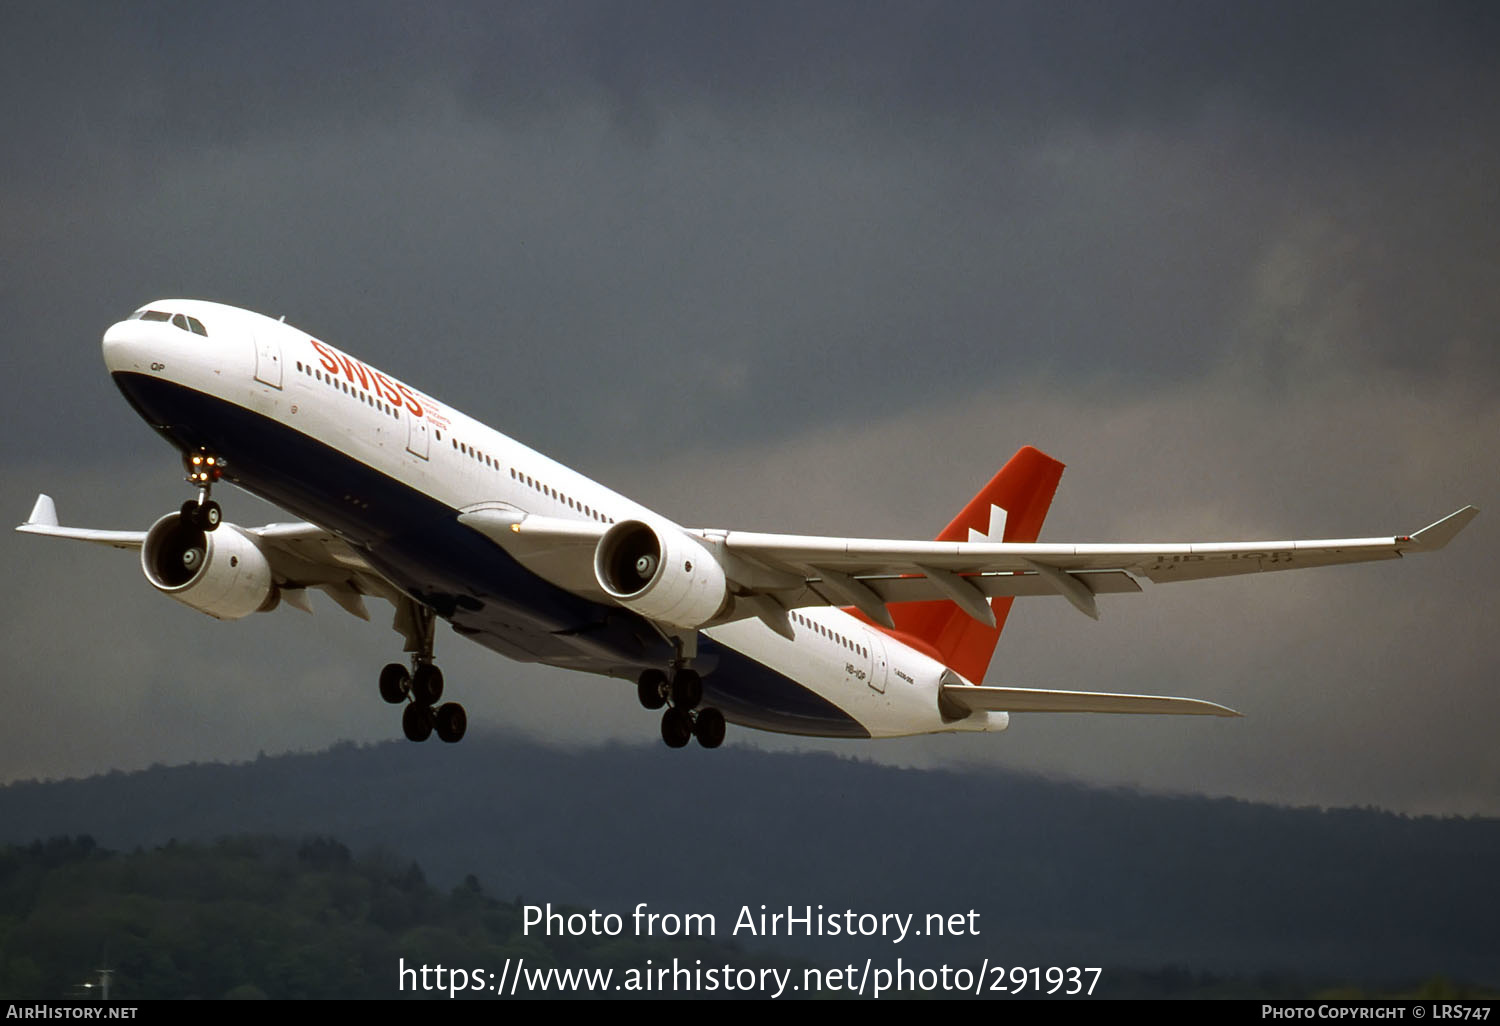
[102,300,1003,740]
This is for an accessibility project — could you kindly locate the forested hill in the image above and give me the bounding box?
[0,835,802,999]
[0,735,1495,986]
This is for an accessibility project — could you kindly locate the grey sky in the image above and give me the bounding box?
[2,2,1496,815]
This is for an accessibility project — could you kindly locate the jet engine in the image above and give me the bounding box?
[141,512,277,620]
[594,519,729,628]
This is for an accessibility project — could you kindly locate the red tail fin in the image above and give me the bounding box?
[868,446,1064,682]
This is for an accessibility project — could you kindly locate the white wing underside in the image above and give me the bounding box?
[18,494,400,620]
[468,504,1480,628]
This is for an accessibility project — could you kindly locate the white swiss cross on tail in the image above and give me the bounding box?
[967,504,1007,543]
[884,446,1066,685]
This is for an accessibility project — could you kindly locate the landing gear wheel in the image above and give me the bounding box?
[661,707,693,748]
[671,668,703,710]
[378,663,411,704]
[412,663,444,706]
[434,703,467,743]
[637,670,668,710]
[402,702,433,743]
[178,499,221,531]
[693,707,726,749]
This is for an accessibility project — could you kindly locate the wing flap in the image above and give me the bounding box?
[839,569,1140,604]
[940,683,1241,717]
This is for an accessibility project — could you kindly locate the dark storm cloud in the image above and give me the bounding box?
[8,2,1497,165]
[4,1,1496,455]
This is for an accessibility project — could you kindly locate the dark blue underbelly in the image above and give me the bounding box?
[111,372,869,738]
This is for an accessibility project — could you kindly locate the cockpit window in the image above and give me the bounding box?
[130,308,209,336]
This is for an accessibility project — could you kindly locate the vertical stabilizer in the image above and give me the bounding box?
[867,446,1064,682]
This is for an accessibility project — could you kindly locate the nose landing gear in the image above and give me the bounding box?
[180,449,224,531]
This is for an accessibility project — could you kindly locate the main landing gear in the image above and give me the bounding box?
[382,600,466,743]
[180,448,224,531]
[169,446,467,745]
[637,667,726,750]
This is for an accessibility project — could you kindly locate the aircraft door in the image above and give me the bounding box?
[252,330,283,388]
[406,412,430,459]
[865,631,888,694]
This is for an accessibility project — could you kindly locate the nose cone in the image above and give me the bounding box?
[102,318,155,374]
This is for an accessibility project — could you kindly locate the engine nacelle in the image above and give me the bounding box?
[141,513,277,620]
[594,519,729,629]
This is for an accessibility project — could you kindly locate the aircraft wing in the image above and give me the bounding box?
[711,506,1479,624]
[17,493,402,620]
[16,495,148,548]
[466,502,1478,631]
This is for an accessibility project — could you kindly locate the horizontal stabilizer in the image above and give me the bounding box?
[940,683,1240,717]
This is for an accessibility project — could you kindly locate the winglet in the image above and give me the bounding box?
[25,494,59,528]
[1406,506,1479,551]
[16,495,146,548]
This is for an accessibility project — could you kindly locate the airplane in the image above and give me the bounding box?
[18,300,1479,749]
